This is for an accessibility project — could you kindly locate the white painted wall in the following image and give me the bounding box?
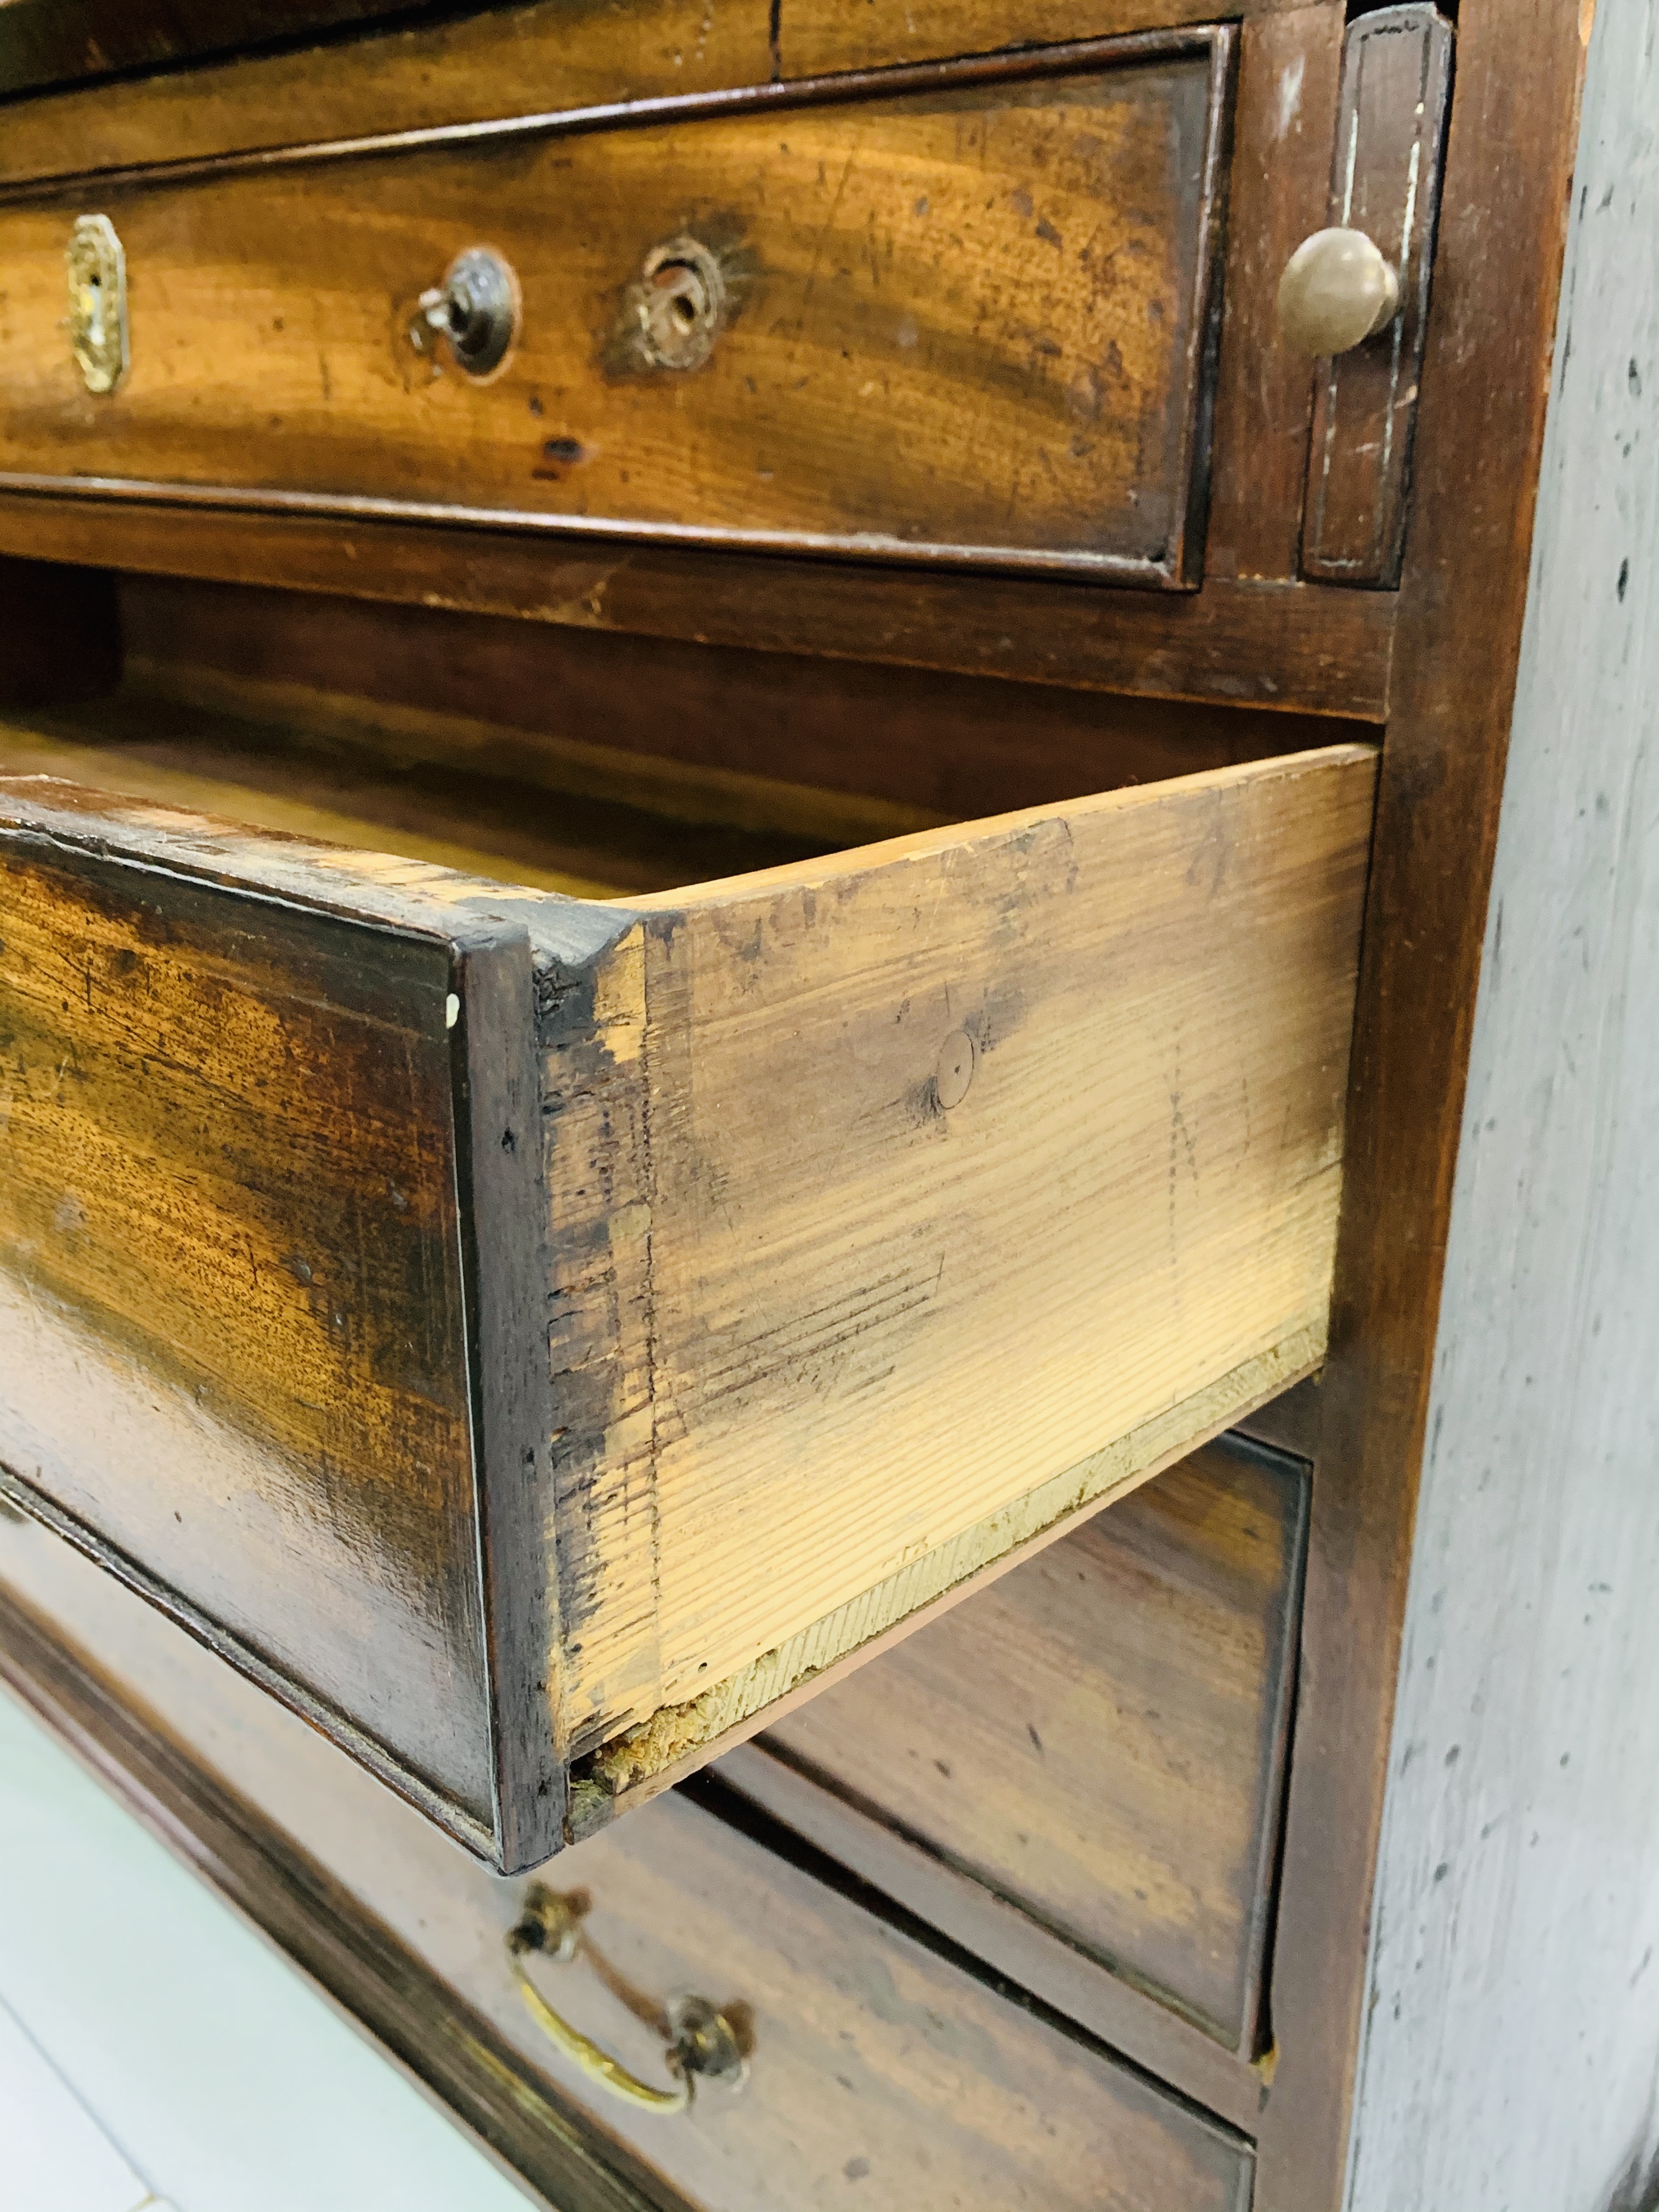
[1346,2,1659,2205]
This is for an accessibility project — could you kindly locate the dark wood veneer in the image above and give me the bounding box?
[0,779,570,1869]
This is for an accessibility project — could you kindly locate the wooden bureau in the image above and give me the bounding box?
[3,1,1645,2207]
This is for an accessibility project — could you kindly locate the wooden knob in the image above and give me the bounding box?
[1277,228,1401,357]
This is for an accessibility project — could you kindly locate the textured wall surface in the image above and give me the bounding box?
[1345,1,1659,2205]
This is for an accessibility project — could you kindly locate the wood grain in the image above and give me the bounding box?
[0,35,1231,585]
[1203,5,1343,583]
[1257,0,1595,2202]
[0,732,1373,1861]
[759,1434,1308,2054]
[1301,6,1453,587]
[116,573,1365,832]
[0,1,770,187]
[0,775,578,1866]
[713,1731,1269,2134]
[0,692,843,898]
[1346,4,1659,2200]
[778,0,1334,75]
[556,745,1376,1771]
[0,495,1399,718]
[0,1527,1256,2212]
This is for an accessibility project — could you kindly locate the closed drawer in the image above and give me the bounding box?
[0,730,1373,1871]
[0,1515,1255,2212]
[744,1432,1306,2053]
[0,29,1231,583]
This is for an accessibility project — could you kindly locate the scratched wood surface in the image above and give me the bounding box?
[0,783,492,1835]
[760,1435,1308,2053]
[1202,4,1344,584]
[558,744,1375,1788]
[0,772,610,1862]
[0,0,769,185]
[779,0,1336,75]
[0,0,1338,189]
[0,732,1373,1852]
[1300,8,1452,588]
[0,38,1228,583]
[0,1523,1255,2212]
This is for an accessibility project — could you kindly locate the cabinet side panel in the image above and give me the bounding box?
[1345,4,1659,2205]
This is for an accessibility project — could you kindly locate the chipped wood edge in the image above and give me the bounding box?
[568,1319,1327,1837]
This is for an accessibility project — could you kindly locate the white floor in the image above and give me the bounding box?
[0,1686,535,2212]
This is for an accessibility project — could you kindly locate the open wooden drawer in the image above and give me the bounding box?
[0,728,1374,1869]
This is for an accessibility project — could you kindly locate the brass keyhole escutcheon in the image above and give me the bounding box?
[636,236,726,371]
[65,215,129,395]
[413,246,520,379]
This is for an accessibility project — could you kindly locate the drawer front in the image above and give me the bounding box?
[0,30,1232,583]
[0,1516,1255,2212]
[757,1434,1307,2051]
[0,783,565,1866]
[0,743,1372,1870]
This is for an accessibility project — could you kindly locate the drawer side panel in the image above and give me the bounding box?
[561,744,1374,1775]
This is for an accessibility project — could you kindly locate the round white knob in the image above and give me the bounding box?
[1277,228,1401,357]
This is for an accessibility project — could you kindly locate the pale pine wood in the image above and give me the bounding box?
[574,1327,1321,1815]
[557,744,1377,1773]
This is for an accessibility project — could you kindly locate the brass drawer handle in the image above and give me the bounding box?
[507,1884,751,2113]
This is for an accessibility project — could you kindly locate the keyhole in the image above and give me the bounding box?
[637,238,725,371]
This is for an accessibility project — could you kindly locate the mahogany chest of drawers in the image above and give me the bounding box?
[4,1,1650,2207]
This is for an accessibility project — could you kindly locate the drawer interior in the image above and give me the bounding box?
[0,609,1374,1871]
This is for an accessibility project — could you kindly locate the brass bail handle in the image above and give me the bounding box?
[506,1884,751,2114]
